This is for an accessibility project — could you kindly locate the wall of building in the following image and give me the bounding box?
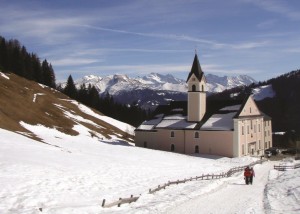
[184,131,201,154]
[155,129,185,153]
[264,119,273,149]
[135,130,157,149]
[236,117,265,156]
[199,131,234,157]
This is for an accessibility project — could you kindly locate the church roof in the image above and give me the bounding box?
[186,54,204,82]
[136,100,243,131]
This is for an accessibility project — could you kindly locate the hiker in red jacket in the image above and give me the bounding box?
[244,166,251,185]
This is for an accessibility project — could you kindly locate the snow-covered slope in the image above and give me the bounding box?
[1,127,299,213]
[252,84,276,101]
[64,73,256,109]
[206,74,256,93]
[0,72,135,142]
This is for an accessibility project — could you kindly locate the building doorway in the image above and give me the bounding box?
[144,141,147,148]
[195,145,199,153]
[171,144,175,152]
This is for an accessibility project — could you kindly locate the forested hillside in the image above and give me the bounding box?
[0,36,148,126]
[0,36,56,88]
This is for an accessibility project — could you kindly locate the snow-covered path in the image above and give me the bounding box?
[166,161,275,214]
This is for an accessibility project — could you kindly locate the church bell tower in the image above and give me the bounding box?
[186,53,206,122]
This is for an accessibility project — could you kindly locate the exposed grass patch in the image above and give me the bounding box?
[0,72,134,143]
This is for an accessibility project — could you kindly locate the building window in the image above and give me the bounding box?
[242,126,244,135]
[192,85,196,92]
[171,144,175,152]
[254,124,256,133]
[259,140,261,149]
[195,145,199,153]
[192,77,196,81]
[242,144,245,155]
[195,132,199,138]
[201,85,204,92]
[251,120,253,129]
[144,141,147,148]
[171,131,175,138]
[259,124,261,132]
[250,107,252,113]
[247,126,249,134]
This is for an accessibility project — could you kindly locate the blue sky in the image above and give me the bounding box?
[0,0,300,82]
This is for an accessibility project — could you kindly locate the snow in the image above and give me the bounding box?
[156,119,197,129]
[68,100,135,135]
[220,104,241,111]
[201,112,236,130]
[0,71,10,79]
[252,85,275,101]
[0,124,298,213]
[274,132,286,135]
[32,93,45,103]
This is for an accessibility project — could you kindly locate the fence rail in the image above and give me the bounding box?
[274,163,300,171]
[102,159,266,208]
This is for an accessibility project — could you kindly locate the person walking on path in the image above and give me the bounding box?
[244,166,251,185]
[249,167,255,185]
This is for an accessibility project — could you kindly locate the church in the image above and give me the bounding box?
[134,54,272,157]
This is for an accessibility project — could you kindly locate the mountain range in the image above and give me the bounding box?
[66,73,256,109]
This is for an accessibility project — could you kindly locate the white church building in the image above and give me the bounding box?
[135,54,272,157]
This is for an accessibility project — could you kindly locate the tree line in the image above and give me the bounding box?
[0,36,56,88]
[0,36,149,127]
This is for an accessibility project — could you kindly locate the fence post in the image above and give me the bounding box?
[102,199,106,207]
[118,198,122,207]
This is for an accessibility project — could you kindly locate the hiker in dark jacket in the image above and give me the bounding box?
[249,167,255,184]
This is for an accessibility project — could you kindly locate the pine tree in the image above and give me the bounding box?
[64,75,77,99]
[42,59,56,88]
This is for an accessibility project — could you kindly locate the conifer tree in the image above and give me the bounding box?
[42,59,56,88]
[64,75,77,99]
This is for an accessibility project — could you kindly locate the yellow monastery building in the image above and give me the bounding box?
[135,54,272,157]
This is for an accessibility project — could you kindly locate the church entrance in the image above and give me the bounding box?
[195,145,199,153]
[171,144,175,152]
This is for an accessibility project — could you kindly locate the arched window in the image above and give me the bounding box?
[192,85,196,92]
[170,131,175,137]
[195,132,199,138]
[202,85,204,92]
[171,144,175,152]
[144,141,147,148]
[195,145,199,153]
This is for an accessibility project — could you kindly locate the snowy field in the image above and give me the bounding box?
[0,123,299,213]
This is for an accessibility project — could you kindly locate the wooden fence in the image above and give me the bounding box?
[274,163,300,171]
[102,159,266,208]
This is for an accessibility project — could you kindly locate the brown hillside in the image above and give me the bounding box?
[0,72,134,143]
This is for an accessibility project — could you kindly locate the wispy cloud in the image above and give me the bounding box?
[51,58,101,67]
[257,19,277,29]
[243,0,300,20]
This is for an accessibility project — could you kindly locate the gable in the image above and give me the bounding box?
[237,95,261,117]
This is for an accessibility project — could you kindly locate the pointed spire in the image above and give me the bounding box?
[186,53,203,82]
